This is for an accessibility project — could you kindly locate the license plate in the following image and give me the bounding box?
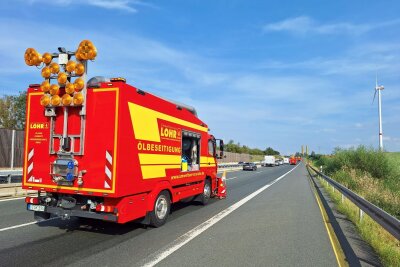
[27,204,45,212]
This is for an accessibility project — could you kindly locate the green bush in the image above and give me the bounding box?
[317,146,399,181]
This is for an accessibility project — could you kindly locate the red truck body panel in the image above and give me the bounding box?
[22,81,218,223]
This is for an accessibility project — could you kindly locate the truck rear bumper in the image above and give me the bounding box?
[40,206,118,222]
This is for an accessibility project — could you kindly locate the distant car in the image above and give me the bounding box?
[243,162,257,171]
[238,161,244,166]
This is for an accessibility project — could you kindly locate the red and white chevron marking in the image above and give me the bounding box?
[104,150,113,189]
[27,148,35,182]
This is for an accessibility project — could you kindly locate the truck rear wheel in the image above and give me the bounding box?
[149,190,171,227]
[199,179,211,206]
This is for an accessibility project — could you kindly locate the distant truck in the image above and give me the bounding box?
[289,157,297,165]
[283,157,289,164]
[263,156,276,167]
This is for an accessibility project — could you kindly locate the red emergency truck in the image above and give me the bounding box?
[22,41,224,226]
[289,157,297,165]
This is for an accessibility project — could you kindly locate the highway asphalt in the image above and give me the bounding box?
[0,163,337,267]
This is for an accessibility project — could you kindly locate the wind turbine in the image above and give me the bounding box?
[372,74,384,151]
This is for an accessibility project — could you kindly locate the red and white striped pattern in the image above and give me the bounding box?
[27,149,34,182]
[104,150,113,189]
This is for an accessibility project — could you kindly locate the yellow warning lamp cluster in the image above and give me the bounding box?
[75,40,97,61]
[51,95,61,106]
[42,53,53,65]
[73,93,84,105]
[24,48,42,66]
[24,40,97,107]
[49,63,60,74]
[57,73,68,85]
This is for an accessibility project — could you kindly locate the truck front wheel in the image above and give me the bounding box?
[149,190,171,227]
[199,179,211,205]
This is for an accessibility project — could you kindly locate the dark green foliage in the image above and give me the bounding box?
[225,140,279,155]
[318,146,398,180]
[264,147,280,155]
[0,91,26,130]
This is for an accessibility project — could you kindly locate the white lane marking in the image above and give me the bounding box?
[0,197,26,202]
[256,171,262,173]
[141,164,300,267]
[226,177,237,181]
[0,217,59,232]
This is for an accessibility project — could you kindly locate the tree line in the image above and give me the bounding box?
[225,140,280,156]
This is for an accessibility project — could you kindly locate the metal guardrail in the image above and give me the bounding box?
[218,163,242,168]
[0,173,23,184]
[307,164,400,240]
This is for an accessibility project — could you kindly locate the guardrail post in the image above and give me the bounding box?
[341,193,344,203]
[320,165,323,173]
[7,175,11,184]
[359,208,364,222]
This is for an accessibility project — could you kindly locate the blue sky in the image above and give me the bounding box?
[1,0,400,154]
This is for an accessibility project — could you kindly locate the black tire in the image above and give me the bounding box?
[199,179,211,205]
[149,190,171,227]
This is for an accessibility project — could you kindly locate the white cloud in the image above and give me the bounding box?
[88,0,137,12]
[27,0,143,12]
[259,44,400,78]
[263,16,400,35]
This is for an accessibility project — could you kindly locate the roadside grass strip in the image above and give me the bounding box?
[316,175,400,267]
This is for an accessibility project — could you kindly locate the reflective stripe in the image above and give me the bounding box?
[105,166,112,180]
[104,181,111,189]
[27,162,33,174]
[105,151,112,165]
[28,149,34,161]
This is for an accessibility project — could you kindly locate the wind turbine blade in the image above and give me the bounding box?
[372,89,377,104]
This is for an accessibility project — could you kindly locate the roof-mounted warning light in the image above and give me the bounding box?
[24,40,97,108]
[110,77,126,83]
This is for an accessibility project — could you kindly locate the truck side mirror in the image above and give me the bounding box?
[219,139,224,159]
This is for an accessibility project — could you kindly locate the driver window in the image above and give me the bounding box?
[181,131,200,172]
[208,139,215,157]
